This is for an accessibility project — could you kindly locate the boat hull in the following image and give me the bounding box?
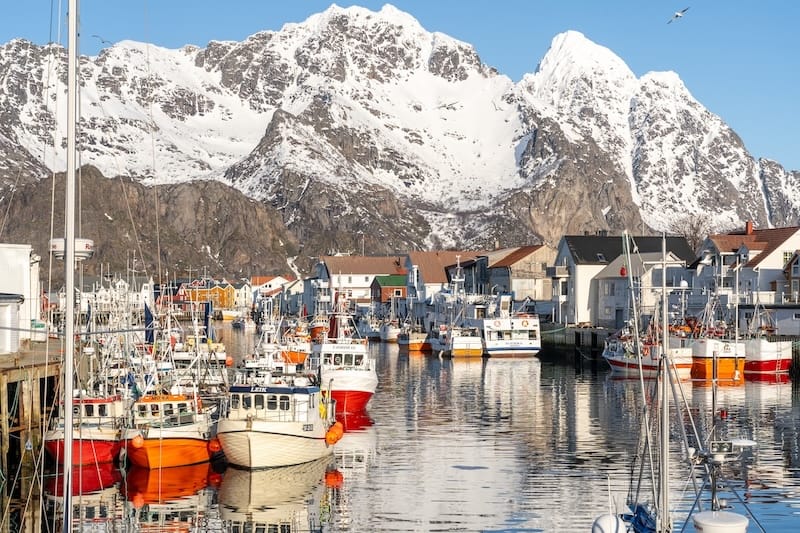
[125,436,211,468]
[743,338,792,375]
[217,420,332,469]
[44,429,122,466]
[330,389,374,414]
[691,338,745,381]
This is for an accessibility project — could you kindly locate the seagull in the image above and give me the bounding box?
[668,7,690,24]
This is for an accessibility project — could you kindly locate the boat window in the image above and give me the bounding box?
[179,402,189,413]
[267,395,277,410]
[344,354,353,365]
[355,354,363,365]
[279,395,290,410]
[98,404,107,417]
[230,395,239,409]
[163,403,174,416]
[255,394,264,409]
[72,405,80,416]
[242,394,252,409]
[137,404,148,417]
[150,404,160,416]
[84,404,94,417]
[334,354,342,365]
[324,355,333,364]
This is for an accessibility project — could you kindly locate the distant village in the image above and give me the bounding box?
[1,220,800,353]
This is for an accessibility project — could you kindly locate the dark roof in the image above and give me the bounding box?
[563,235,695,265]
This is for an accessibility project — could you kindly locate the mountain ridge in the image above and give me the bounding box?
[0,4,798,278]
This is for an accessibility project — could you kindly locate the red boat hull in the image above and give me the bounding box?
[744,358,791,375]
[44,439,122,466]
[331,390,373,414]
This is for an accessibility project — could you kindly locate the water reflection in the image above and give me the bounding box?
[30,335,800,532]
[219,456,335,532]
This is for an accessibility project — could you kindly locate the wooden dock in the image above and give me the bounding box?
[0,341,61,532]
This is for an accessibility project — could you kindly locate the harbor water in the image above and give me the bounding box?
[38,326,800,532]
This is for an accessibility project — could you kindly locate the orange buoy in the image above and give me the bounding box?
[325,421,344,445]
[132,493,145,509]
[226,356,234,367]
[208,437,222,453]
[325,469,344,488]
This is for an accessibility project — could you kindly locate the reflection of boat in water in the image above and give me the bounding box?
[337,409,374,432]
[45,461,122,497]
[219,456,334,532]
[334,416,377,485]
[44,461,125,532]
[123,462,213,506]
[123,462,218,531]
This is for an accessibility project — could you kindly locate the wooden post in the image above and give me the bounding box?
[0,373,8,489]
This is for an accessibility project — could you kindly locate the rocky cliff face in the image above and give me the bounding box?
[0,5,797,279]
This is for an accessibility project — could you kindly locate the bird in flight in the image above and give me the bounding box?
[668,7,690,24]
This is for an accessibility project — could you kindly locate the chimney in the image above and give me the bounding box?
[745,220,754,235]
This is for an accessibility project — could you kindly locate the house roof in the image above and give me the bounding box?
[562,235,695,265]
[707,226,800,268]
[407,250,484,284]
[321,255,406,276]
[490,245,545,268]
[595,252,682,279]
[373,274,407,287]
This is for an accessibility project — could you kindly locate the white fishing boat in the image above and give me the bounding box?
[217,367,341,468]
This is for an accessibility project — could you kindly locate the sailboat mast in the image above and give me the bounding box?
[60,0,79,529]
[658,234,671,531]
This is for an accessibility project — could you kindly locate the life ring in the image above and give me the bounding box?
[521,320,529,327]
[642,345,650,356]
[493,320,501,327]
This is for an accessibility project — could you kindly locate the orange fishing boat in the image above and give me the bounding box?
[124,394,216,468]
[690,337,745,382]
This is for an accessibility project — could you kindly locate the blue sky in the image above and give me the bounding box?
[3,1,798,170]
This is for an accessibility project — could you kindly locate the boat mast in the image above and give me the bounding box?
[61,0,79,529]
[657,234,671,532]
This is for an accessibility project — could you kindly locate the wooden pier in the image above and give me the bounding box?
[0,342,61,532]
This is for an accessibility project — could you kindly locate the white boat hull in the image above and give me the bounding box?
[217,419,332,469]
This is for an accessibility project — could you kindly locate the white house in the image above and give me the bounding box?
[0,244,42,343]
[550,234,695,326]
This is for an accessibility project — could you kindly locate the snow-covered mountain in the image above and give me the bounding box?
[1,4,798,276]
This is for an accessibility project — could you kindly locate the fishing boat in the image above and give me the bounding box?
[425,257,485,358]
[601,233,692,380]
[742,303,792,376]
[466,293,542,357]
[397,322,432,353]
[123,392,217,468]
[44,393,127,466]
[216,371,341,468]
[314,297,378,413]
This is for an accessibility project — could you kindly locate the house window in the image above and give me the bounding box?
[783,251,794,266]
[365,276,369,282]
[348,276,352,284]
[394,288,403,297]
[792,262,800,277]
[794,312,800,321]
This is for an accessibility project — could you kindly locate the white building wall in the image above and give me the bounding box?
[0,244,40,342]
